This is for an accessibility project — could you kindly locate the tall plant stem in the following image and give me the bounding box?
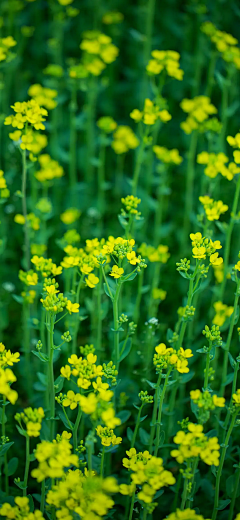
[142,0,156,102]
[98,134,106,225]
[2,398,8,494]
[219,175,240,301]
[96,268,103,357]
[149,372,162,453]
[23,435,30,497]
[212,412,238,520]
[154,368,171,456]
[182,130,198,252]
[21,150,30,270]
[69,81,78,196]
[85,76,97,191]
[220,279,240,398]
[100,446,105,477]
[73,406,82,452]
[40,480,45,513]
[228,465,240,520]
[113,283,122,371]
[131,404,143,449]
[132,140,146,196]
[72,273,84,354]
[48,314,55,440]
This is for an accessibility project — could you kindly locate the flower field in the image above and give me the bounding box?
[1,0,240,519]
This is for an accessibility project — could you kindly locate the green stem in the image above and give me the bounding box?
[21,149,30,270]
[222,360,239,438]
[186,457,199,508]
[154,368,171,456]
[2,398,8,494]
[98,135,106,216]
[85,76,97,190]
[100,446,105,477]
[128,491,136,520]
[142,0,156,101]
[212,412,238,520]
[182,130,198,251]
[205,51,217,97]
[149,371,162,453]
[131,404,143,449]
[23,435,30,497]
[40,479,45,513]
[72,273,84,354]
[132,139,146,196]
[48,314,55,440]
[228,465,240,520]
[133,269,144,324]
[219,175,240,301]
[113,283,122,370]
[69,80,77,193]
[203,344,211,389]
[87,442,92,473]
[220,280,240,397]
[181,461,191,510]
[96,268,103,357]
[73,406,82,452]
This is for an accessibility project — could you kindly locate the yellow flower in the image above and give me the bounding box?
[66,301,80,314]
[79,393,98,414]
[101,407,121,428]
[109,265,124,278]
[86,273,99,288]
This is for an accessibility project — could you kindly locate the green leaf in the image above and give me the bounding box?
[29,453,36,462]
[122,272,137,283]
[12,294,24,304]
[54,375,64,394]
[15,425,27,437]
[140,414,148,423]
[145,380,157,389]
[0,442,14,456]
[7,457,18,476]
[32,350,49,363]
[217,499,231,510]
[119,338,132,362]
[117,410,131,424]
[180,371,195,384]
[103,283,114,300]
[228,353,236,369]
[0,407,7,425]
[223,372,234,386]
[118,214,128,229]
[139,428,150,445]
[37,372,47,386]
[58,411,73,430]
[127,427,133,442]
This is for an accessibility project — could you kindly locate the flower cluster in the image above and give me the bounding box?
[15,407,45,437]
[153,343,193,374]
[111,125,139,154]
[212,301,234,327]
[0,367,18,404]
[97,116,117,133]
[31,438,79,482]
[60,207,81,225]
[153,145,183,165]
[199,196,228,221]
[163,510,210,520]
[80,31,119,76]
[190,233,223,266]
[35,154,64,183]
[31,255,62,277]
[28,84,58,110]
[232,389,240,407]
[190,389,225,410]
[180,96,217,134]
[0,497,44,520]
[171,423,220,466]
[5,99,48,131]
[46,470,118,520]
[96,425,122,446]
[146,49,184,80]
[122,448,175,505]
[0,343,20,368]
[201,22,240,69]
[0,35,16,62]
[139,243,170,264]
[121,195,141,215]
[0,170,10,199]
[130,98,171,125]
[197,151,240,180]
